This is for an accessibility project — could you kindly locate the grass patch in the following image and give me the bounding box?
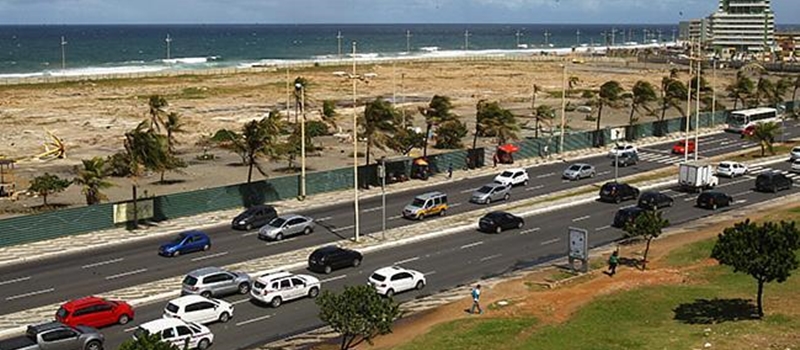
[393,317,537,350]
[663,238,716,268]
[545,269,576,283]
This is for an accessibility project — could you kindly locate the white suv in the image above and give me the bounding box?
[250,271,321,307]
[164,295,234,325]
[608,143,638,157]
[368,266,426,297]
[493,168,529,186]
[133,318,214,350]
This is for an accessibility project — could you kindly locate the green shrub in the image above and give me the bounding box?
[306,120,330,137]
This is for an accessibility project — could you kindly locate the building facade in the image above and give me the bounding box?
[679,18,712,44]
[709,0,775,52]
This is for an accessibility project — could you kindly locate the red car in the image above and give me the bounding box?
[742,125,756,137]
[672,140,696,154]
[56,296,134,328]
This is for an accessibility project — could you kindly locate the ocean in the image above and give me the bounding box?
[0,23,723,78]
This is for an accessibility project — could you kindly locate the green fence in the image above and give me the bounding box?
[0,203,115,247]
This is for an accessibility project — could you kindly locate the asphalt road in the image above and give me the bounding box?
[0,123,797,315]
[74,159,800,350]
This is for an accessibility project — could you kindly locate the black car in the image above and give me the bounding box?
[231,205,278,230]
[612,207,646,228]
[478,211,525,233]
[612,152,639,167]
[696,191,733,210]
[755,172,793,193]
[637,191,674,210]
[599,182,640,203]
[308,246,363,274]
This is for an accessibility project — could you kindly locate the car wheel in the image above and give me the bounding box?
[353,258,362,268]
[203,244,210,251]
[773,186,778,193]
[324,265,332,274]
[418,213,425,221]
[523,179,529,186]
[198,339,211,350]
[416,280,425,290]
[308,287,320,298]
[245,224,253,231]
[614,197,621,204]
[485,198,492,205]
[271,296,283,308]
[84,340,102,350]
[201,291,212,298]
[238,282,251,294]
[118,314,131,325]
[275,233,284,241]
[504,193,510,201]
[440,209,446,217]
[517,221,524,229]
[172,250,180,257]
[304,226,312,235]
[495,226,502,234]
[219,312,231,323]
[386,289,395,297]
[590,171,595,178]
[712,203,718,210]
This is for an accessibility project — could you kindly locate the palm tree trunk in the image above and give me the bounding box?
[642,237,652,270]
[422,123,432,157]
[247,156,254,183]
[629,103,636,126]
[596,103,603,131]
[160,170,166,184]
[733,97,738,111]
[365,136,371,165]
[42,194,48,207]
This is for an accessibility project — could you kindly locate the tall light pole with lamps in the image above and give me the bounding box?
[349,41,362,242]
[295,82,307,199]
[559,63,567,155]
[60,36,67,70]
[684,39,694,162]
[694,49,701,162]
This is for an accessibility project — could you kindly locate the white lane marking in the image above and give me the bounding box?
[105,268,148,281]
[451,202,463,208]
[598,170,611,176]
[684,197,697,202]
[320,275,348,283]
[331,225,355,232]
[480,254,502,262]
[562,180,571,183]
[236,314,273,327]
[6,288,55,301]
[461,187,481,194]
[525,184,544,191]
[81,258,124,269]
[732,190,753,197]
[520,227,541,234]
[424,270,437,276]
[572,215,590,222]
[0,276,31,286]
[316,216,333,222]
[460,241,484,249]
[242,231,259,237]
[394,256,420,265]
[536,172,555,179]
[540,238,561,246]
[123,326,137,333]
[388,215,402,221]
[361,207,382,213]
[232,298,251,305]
[191,251,229,262]
[595,225,611,231]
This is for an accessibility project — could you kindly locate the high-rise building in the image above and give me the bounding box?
[679,18,712,44]
[710,0,775,52]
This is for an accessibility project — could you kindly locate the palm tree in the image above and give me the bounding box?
[792,76,800,118]
[568,77,580,90]
[745,121,781,157]
[534,104,555,139]
[595,81,624,135]
[242,113,283,183]
[418,95,457,157]
[754,78,775,107]
[659,77,688,123]
[360,98,399,165]
[629,80,658,125]
[164,112,186,152]
[771,77,793,107]
[725,73,754,110]
[147,95,169,132]
[480,110,520,145]
[124,121,185,184]
[73,157,114,205]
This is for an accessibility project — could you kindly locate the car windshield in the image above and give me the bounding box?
[371,273,386,282]
[793,147,800,153]
[411,198,426,207]
[476,186,492,194]
[268,217,286,227]
[601,185,615,194]
[718,163,730,169]
[568,165,581,171]
[499,171,513,178]
[253,281,266,289]
[56,307,69,319]
[183,275,198,286]
[165,303,179,313]
[133,328,149,340]
[171,235,185,243]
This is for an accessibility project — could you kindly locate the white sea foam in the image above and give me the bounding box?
[162,56,219,64]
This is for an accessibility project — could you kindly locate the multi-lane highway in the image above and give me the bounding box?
[0,125,797,315]
[76,159,800,350]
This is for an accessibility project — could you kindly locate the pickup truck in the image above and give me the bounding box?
[0,322,103,350]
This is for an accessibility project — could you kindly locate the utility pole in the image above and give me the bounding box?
[672,29,677,43]
[406,30,412,53]
[60,36,67,70]
[351,41,361,242]
[544,30,551,46]
[610,28,616,46]
[165,34,172,60]
[684,39,693,162]
[337,31,343,59]
[560,63,567,155]
[695,49,701,162]
[464,30,471,50]
[576,29,581,46]
[296,82,307,199]
[401,73,406,126]
[379,156,386,240]
[285,67,291,122]
[516,30,523,47]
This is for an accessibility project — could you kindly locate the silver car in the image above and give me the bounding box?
[562,163,596,180]
[182,267,252,298]
[470,183,511,205]
[258,214,314,241]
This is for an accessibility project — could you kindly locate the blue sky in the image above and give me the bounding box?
[0,0,796,25]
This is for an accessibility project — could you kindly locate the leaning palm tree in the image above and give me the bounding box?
[360,98,399,165]
[480,110,520,145]
[629,80,658,125]
[534,104,555,139]
[418,95,457,157]
[595,81,624,133]
[754,78,775,107]
[164,112,186,153]
[659,77,688,123]
[745,121,781,157]
[242,113,283,183]
[147,95,169,132]
[771,77,793,107]
[725,73,754,110]
[568,77,580,91]
[73,157,114,205]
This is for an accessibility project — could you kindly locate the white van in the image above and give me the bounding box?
[133,318,214,350]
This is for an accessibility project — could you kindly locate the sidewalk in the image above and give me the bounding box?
[0,126,727,269]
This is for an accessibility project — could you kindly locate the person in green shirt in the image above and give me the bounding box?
[608,250,619,276]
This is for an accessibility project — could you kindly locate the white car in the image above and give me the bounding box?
[133,318,214,350]
[368,266,426,297]
[608,143,638,158]
[716,161,748,178]
[791,146,800,161]
[250,271,321,307]
[792,159,800,174]
[493,168,529,186]
[163,295,234,325]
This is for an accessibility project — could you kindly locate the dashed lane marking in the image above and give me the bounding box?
[480,254,502,262]
[394,256,420,265]
[105,268,148,281]
[191,251,229,262]
[320,275,348,284]
[520,227,541,234]
[572,215,590,222]
[595,225,611,231]
[460,241,484,249]
[525,184,544,192]
[82,258,124,269]
[236,314,273,327]
[6,288,55,301]
[536,172,555,179]
[0,276,31,286]
[540,238,561,246]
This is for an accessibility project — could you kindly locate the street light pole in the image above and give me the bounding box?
[337,31,343,59]
[60,36,67,70]
[615,152,619,182]
[380,157,386,240]
[351,41,361,243]
[684,39,693,162]
[559,63,567,154]
[694,50,701,162]
[165,34,172,60]
[296,83,307,199]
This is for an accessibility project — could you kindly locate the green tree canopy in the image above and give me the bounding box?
[745,121,781,157]
[211,111,283,183]
[316,285,402,350]
[28,172,72,207]
[711,219,800,317]
[124,121,186,184]
[419,95,457,157]
[475,100,519,146]
[147,95,169,132]
[360,98,400,165]
[725,73,755,110]
[118,332,179,350]
[73,157,113,206]
[164,112,186,152]
[595,81,624,133]
[629,80,658,125]
[434,119,468,149]
[660,77,688,122]
[622,210,669,270]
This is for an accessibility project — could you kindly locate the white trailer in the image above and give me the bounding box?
[678,161,719,192]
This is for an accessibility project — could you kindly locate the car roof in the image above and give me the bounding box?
[373,266,412,276]
[571,163,591,167]
[62,296,108,310]
[700,191,726,197]
[481,182,506,188]
[139,318,189,332]
[718,161,739,165]
[414,191,445,199]
[255,271,294,282]
[314,245,343,253]
[275,214,307,221]
[640,191,662,197]
[187,266,225,277]
[167,295,215,307]
[28,322,70,335]
[499,168,525,174]
[757,171,782,178]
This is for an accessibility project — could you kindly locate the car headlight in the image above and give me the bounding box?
[238,220,246,225]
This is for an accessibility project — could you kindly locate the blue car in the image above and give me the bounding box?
[159,231,211,257]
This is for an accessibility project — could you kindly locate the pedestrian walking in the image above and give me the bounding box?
[470,284,482,314]
[448,163,453,179]
[607,250,619,276]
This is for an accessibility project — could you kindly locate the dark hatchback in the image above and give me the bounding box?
[612,207,646,228]
[755,172,793,193]
[612,152,639,167]
[637,191,674,210]
[696,191,733,210]
[478,211,524,233]
[158,230,211,257]
[232,205,278,230]
[599,182,640,203]
[308,246,363,274]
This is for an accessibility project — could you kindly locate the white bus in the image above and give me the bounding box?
[726,107,780,133]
